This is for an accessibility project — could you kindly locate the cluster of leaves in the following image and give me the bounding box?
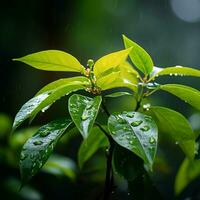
[12,35,200,195]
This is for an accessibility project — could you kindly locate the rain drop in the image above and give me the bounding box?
[140,126,150,132]
[149,137,155,144]
[20,153,27,160]
[81,114,89,120]
[33,141,43,145]
[40,130,50,137]
[126,113,134,118]
[169,73,173,76]
[129,140,134,145]
[131,120,143,127]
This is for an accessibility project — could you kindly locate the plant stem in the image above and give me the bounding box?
[103,138,115,200]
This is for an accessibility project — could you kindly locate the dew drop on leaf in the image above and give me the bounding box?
[20,153,27,161]
[40,130,50,137]
[33,141,43,145]
[131,120,143,127]
[81,114,89,120]
[149,137,155,144]
[129,140,134,145]
[126,113,134,118]
[140,126,150,132]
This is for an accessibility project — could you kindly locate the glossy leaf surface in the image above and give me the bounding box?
[19,118,72,184]
[93,48,132,78]
[13,50,85,73]
[123,35,154,75]
[12,77,90,131]
[78,126,109,168]
[150,66,200,80]
[147,106,195,158]
[160,84,200,111]
[68,94,102,139]
[105,92,132,98]
[96,70,138,92]
[108,111,158,168]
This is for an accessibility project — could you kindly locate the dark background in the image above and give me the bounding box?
[1,0,200,199]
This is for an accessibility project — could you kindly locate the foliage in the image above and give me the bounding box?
[12,35,200,199]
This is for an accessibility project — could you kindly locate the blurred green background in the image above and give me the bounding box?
[1,0,200,199]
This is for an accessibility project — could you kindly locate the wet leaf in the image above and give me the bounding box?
[150,66,200,80]
[123,35,154,75]
[12,77,90,131]
[147,106,195,159]
[78,126,109,168]
[108,111,158,168]
[68,94,102,139]
[19,118,72,184]
[13,50,85,73]
[160,84,200,111]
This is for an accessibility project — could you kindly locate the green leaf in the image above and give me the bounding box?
[68,94,102,139]
[175,158,200,195]
[13,50,85,73]
[12,77,90,131]
[19,118,72,184]
[113,145,144,181]
[42,154,77,180]
[108,111,158,168]
[78,126,109,168]
[93,48,132,78]
[96,70,138,92]
[150,66,200,80]
[105,92,132,98]
[147,106,195,159]
[123,35,154,75]
[160,84,200,111]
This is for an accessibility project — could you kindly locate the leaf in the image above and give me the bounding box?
[150,66,200,80]
[96,70,138,92]
[93,48,132,78]
[108,111,158,168]
[160,84,200,111]
[42,154,77,180]
[78,126,109,168]
[35,76,90,96]
[68,94,102,139]
[123,35,154,75]
[19,118,72,184]
[147,106,195,159]
[12,77,90,131]
[105,92,132,98]
[13,50,85,73]
[113,145,144,181]
[175,158,200,195]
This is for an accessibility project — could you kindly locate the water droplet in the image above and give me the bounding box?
[32,162,36,167]
[111,131,116,135]
[33,140,43,145]
[131,120,143,127]
[129,140,134,145]
[143,103,151,110]
[174,73,178,76]
[81,114,89,120]
[20,153,27,160]
[126,113,134,118]
[128,192,130,196]
[169,73,173,76]
[126,136,130,139]
[140,126,150,132]
[175,141,179,145]
[40,130,50,137]
[118,118,126,124]
[149,137,155,144]
[144,116,151,121]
